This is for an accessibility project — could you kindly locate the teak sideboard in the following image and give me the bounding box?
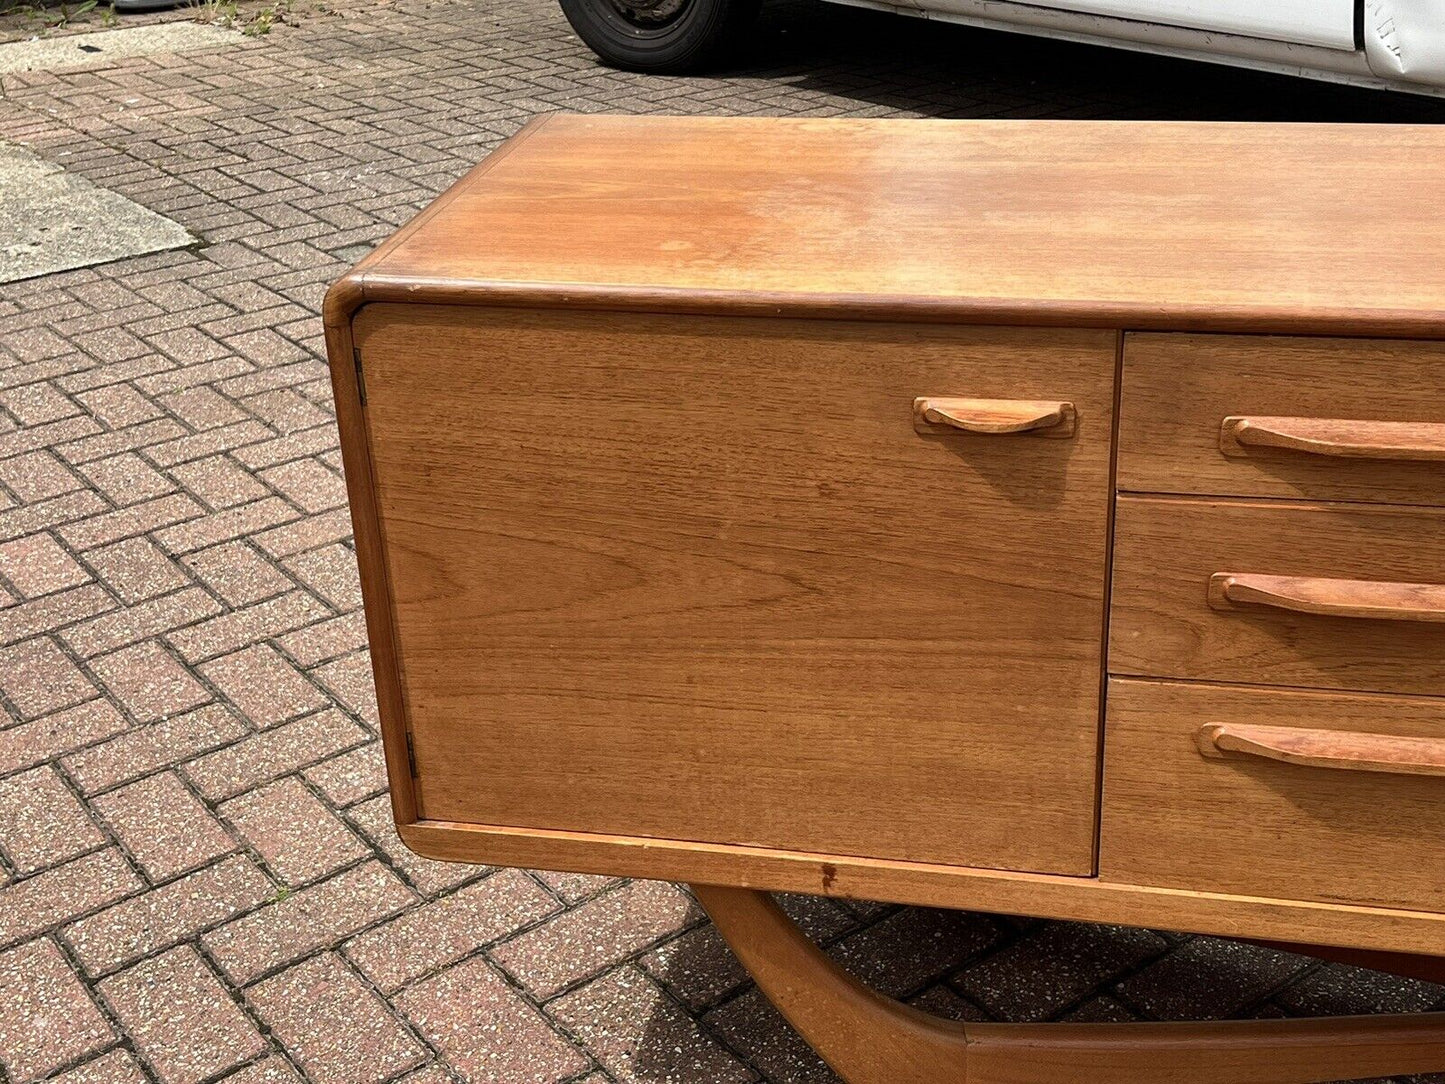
[326,114,1445,1083]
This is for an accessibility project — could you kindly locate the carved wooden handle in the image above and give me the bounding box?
[1221,416,1445,461]
[912,398,1076,437]
[1208,573,1445,623]
[1198,722,1445,779]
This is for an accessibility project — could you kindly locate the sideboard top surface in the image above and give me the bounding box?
[328,112,1445,336]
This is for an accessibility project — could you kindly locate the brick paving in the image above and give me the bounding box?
[1,0,1445,1081]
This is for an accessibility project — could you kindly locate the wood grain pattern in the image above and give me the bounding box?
[339,115,1445,337]
[694,883,1445,1084]
[1199,722,1445,779]
[966,1014,1445,1084]
[1110,496,1445,696]
[1102,678,1445,913]
[965,1017,1445,1084]
[1208,572,1445,623]
[355,304,1116,875]
[321,301,417,826]
[1119,335,1445,506]
[326,115,1445,985]
[911,397,1076,437]
[400,817,1445,957]
[1221,416,1445,462]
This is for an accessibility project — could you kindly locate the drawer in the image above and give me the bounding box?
[1110,495,1445,696]
[1119,334,1445,507]
[355,305,1117,875]
[1101,678,1445,912]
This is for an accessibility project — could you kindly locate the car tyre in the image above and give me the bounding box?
[559,0,760,73]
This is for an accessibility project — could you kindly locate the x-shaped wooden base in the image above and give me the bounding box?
[692,884,1445,1084]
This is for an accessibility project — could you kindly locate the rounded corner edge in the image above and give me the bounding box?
[395,820,449,863]
[323,273,368,333]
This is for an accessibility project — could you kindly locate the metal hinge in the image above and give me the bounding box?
[353,346,367,406]
[405,731,417,777]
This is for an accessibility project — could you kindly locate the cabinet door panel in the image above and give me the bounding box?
[356,305,1116,875]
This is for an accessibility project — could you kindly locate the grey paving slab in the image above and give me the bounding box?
[0,142,193,284]
[0,22,239,75]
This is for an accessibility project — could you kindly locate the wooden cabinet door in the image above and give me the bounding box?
[353,305,1116,875]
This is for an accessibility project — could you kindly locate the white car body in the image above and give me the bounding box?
[826,0,1445,95]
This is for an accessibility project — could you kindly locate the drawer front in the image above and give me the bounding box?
[1119,334,1445,507]
[356,305,1117,875]
[1110,496,1445,696]
[1101,678,1445,912]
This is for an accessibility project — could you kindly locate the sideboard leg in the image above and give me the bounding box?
[690,882,972,1084]
[691,883,1445,1084]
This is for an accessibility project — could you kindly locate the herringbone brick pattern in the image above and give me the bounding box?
[1,1,1444,1081]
